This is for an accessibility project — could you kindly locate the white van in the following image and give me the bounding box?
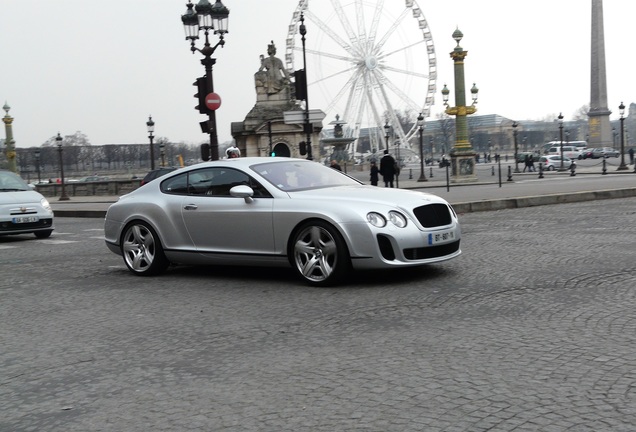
[547,145,582,160]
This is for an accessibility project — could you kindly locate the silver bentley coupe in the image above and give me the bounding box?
[104,158,461,286]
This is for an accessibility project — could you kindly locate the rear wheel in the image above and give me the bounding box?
[290,220,350,287]
[121,221,169,276]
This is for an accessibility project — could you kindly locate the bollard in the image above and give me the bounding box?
[538,163,544,179]
[602,158,607,175]
[409,168,413,180]
[507,165,513,181]
[430,166,434,178]
[491,166,495,176]
[570,162,576,176]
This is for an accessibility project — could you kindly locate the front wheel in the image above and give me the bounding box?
[34,230,53,239]
[121,221,169,276]
[290,220,350,287]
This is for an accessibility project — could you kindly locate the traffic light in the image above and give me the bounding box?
[193,77,208,114]
[294,69,307,100]
[200,143,210,161]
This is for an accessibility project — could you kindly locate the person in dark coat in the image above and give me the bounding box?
[379,150,397,188]
[369,161,379,186]
[330,159,342,171]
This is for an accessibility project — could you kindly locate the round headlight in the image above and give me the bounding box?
[40,197,52,211]
[366,212,386,228]
[388,211,407,228]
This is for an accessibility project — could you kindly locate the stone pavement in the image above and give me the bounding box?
[50,163,636,217]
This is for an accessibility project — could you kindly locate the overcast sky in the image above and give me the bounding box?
[2,0,635,149]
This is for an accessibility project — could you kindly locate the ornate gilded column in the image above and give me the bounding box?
[3,102,17,174]
[441,29,479,183]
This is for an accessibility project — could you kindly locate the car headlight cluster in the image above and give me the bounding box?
[367,211,407,228]
[40,197,52,212]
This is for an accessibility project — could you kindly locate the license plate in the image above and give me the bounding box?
[428,230,455,245]
[13,216,39,224]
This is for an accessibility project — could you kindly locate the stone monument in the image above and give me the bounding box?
[588,0,612,148]
[232,41,321,158]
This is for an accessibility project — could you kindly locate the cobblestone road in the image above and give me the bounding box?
[2,198,636,431]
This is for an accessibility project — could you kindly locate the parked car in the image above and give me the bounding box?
[104,158,462,286]
[0,170,54,238]
[579,148,594,159]
[539,155,574,171]
[140,167,178,185]
[591,147,620,158]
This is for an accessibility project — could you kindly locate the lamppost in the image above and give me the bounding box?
[384,120,390,151]
[429,136,434,164]
[181,0,230,162]
[34,149,41,184]
[55,133,70,201]
[395,139,400,188]
[146,115,155,170]
[512,121,519,173]
[417,112,427,182]
[441,28,478,182]
[557,113,565,171]
[618,102,628,170]
[299,12,313,160]
[159,142,166,167]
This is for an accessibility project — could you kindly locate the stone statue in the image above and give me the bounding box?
[256,41,290,95]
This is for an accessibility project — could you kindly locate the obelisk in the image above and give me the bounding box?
[588,0,612,147]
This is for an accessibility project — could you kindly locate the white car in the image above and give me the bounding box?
[0,170,54,238]
[104,158,461,286]
[539,155,574,171]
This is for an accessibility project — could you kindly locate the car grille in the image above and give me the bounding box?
[413,203,452,228]
[403,240,460,260]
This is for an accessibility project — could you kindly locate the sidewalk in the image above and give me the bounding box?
[50,163,636,218]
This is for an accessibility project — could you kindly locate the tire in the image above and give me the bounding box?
[34,230,52,239]
[548,165,555,171]
[289,220,350,287]
[121,221,169,276]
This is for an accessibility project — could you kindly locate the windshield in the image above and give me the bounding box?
[0,171,30,191]
[251,160,361,191]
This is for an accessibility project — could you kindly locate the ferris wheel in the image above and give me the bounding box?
[285,0,437,155]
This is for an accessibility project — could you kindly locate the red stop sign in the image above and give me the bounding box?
[205,92,222,111]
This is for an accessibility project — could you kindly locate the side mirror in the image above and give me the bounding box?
[229,185,254,203]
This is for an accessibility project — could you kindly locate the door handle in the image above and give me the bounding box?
[184,204,198,210]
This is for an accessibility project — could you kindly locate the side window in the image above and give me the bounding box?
[160,167,271,197]
[160,169,214,195]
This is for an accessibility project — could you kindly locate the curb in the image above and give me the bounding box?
[452,187,636,214]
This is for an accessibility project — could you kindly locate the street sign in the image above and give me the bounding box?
[205,92,222,111]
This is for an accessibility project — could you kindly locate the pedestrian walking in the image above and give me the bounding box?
[379,149,397,188]
[629,147,634,165]
[369,161,379,186]
[330,160,342,171]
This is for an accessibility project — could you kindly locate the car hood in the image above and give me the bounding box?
[0,190,46,205]
[288,185,449,206]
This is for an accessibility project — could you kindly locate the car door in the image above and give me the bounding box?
[178,167,275,255]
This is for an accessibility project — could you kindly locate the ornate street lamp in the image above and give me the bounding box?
[558,113,565,171]
[417,112,427,182]
[442,28,479,182]
[146,115,155,170]
[181,0,230,161]
[56,133,70,201]
[512,121,519,173]
[618,102,628,170]
[34,149,41,184]
[384,120,390,151]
